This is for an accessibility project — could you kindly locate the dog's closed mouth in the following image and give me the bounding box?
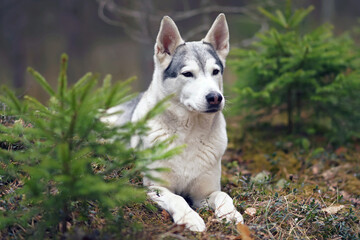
[205,107,220,113]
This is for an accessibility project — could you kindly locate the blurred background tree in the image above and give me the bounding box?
[1,0,359,102]
[229,2,360,142]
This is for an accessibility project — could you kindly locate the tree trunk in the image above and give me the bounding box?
[2,1,27,88]
[287,87,293,134]
[321,0,335,24]
[295,90,302,133]
[137,0,155,88]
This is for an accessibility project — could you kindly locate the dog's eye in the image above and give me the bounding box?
[212,69,220,75]
[182,72,193,78]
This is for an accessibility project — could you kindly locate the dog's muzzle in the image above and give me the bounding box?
[205,92,223,113]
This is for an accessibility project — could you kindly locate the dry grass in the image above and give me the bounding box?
[1,120,359,239]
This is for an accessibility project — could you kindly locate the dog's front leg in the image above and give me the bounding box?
[207,191,244,224]
[148,186,206,232]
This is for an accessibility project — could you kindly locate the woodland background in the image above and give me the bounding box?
[1,0,360,97]
[0,0,360,239]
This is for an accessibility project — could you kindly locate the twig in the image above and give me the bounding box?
[97,0,266,45]
[264,197,275,238]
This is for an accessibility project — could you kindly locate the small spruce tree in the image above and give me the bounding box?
[0,54,181,238]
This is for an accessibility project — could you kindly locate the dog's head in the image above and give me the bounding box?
[154,14,229,114]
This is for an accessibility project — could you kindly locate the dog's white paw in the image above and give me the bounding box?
[173,210,206,232]
[217,208,244,224]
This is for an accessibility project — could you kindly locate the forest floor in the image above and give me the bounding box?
[1,117,359,239]
[114,126,360,240]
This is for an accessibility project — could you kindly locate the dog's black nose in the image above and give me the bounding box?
[206,92,223,105]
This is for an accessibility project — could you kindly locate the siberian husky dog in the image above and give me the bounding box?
[105,13,243,231]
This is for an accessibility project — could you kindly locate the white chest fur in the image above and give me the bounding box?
[140,108,227,194]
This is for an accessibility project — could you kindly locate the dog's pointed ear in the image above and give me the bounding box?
[203,13,229,62]
[155,16,184,65]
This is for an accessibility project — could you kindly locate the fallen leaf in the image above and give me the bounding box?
[237,223,253,240]
[335,147,347,155]
[322,164,351,181]
[321,205,345,214]
[169,224,186,234]
[340,191,360,205]
[244,207,256,217]
[162,209,170,220]
[311,163,320,175]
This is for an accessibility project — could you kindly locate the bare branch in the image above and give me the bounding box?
[170,5,256,21]
[98,0,260,23]
[96,0,265,45]
[183,24,209,41]
[97,0,143,19]
[97,0,152,44]
[98,0,125,27]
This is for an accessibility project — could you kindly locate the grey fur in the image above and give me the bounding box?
[125,92,144,121]
[103,92,143,126]
[163,42,224,81]
[203,42,224,74]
